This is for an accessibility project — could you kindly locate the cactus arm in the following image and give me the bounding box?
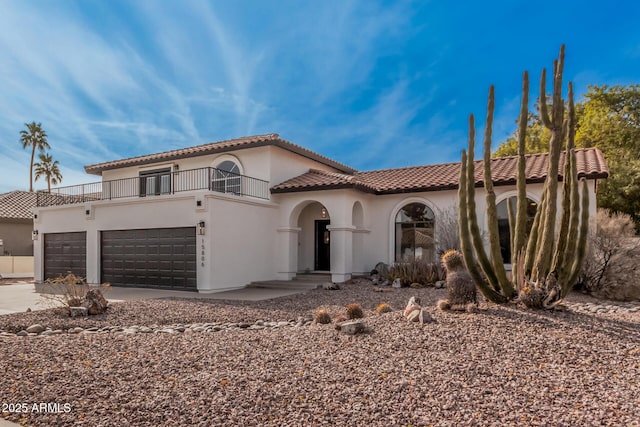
[564,179,590,296]
[524,189,545,278]
[507,198,515,265]
[513,71,530,281]
[539,68,552,130]
[532,46,566,282]
[465,115,501,291]
[482,86,514,297]
[552,82,576,275]
[458,150,507,303]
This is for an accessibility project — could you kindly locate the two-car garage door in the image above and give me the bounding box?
[101,227,197,290]
[43,228,197,290]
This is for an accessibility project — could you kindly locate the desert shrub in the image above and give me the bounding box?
[375,303,392,314]
[314,308,332,324]
[387,258,444,287]
[579,210,640,301]
[435,205,461,256]
[345,303,364,319]
[41,273,111,314]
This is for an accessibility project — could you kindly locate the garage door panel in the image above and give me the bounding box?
[101,227,196,290]
[44,232,87,280]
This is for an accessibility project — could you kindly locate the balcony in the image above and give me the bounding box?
[36,167,270,207]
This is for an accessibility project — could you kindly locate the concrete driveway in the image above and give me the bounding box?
[0,281,309,315]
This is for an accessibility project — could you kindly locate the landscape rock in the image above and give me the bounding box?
[403,297,422,317]
[435,280,446,289]
[83,289,109,315]
[70,306,88,318]
[406,309,421,322]
[337,319,366,335]
[322,282,340,290]
[26,324,45,334]
[392,278,402,288]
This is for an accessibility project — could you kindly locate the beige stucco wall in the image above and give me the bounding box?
[0,256,34,274]
[0,219,34,256]
[33,191,278,292]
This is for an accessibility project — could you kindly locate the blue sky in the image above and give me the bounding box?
[1,1,639,193]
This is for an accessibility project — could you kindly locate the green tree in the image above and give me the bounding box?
[493,84,640,225]
[19,122,50,192]
[34,152,63,192]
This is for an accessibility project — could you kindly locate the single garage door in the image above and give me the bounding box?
[44,232,87,280]
[101,227,197,290]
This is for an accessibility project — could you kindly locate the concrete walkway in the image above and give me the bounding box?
[0,282,309,315]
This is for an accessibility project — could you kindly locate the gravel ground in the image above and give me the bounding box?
[1,283,639,426]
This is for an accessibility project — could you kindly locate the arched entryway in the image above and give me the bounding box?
[296,202,331,272]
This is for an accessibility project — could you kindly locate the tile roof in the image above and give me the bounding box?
[271,147,609,195]
[0,191,37,220]
[84,134,355,175]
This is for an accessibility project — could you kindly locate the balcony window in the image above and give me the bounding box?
[212,160,241,195]
[139,168,171,196]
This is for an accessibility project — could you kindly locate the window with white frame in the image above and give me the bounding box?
[394,202,435,262]
[212,160,241,195]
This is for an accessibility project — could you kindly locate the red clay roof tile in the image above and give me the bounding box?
[271,147,609,195]
[84,134,355,175]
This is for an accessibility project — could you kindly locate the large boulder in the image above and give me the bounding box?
[83,289,108,315]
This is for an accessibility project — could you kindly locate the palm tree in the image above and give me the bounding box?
[34,153,63,192]
[20,122,50,192]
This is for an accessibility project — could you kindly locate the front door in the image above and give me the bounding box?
[314,220,330,271]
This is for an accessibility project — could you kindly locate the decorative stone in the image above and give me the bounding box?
[26,324,45,334]
[406,309,421,322]
[338,319,366,335]
[322,282,340,290]
[83,289,109,315]
[418,309,432,324]
[70,306,88,318]
[392,278,402,288]
[16,330,28,337]
[435,280,446,289]
[403,297,422,317]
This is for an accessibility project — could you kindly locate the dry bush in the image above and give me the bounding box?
[435,205,461,256]
[387,259,445,287]
[40,273,111,313]
[579,210,640,301]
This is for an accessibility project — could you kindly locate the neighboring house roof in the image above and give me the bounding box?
[271,147,609,195]
[84,134,356,175]
[0,191,37,220]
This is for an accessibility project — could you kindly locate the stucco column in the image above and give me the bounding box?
[276,227,301,280]
[327,225,355,283]
[85,229,100,285]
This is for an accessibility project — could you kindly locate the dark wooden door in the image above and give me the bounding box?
[314,220,330,271]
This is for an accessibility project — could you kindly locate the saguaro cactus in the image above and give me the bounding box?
[458,45,590,307]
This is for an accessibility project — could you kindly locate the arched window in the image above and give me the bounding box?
[496,197,538,263]
[395,203,435,262]
[213,160,241,194]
